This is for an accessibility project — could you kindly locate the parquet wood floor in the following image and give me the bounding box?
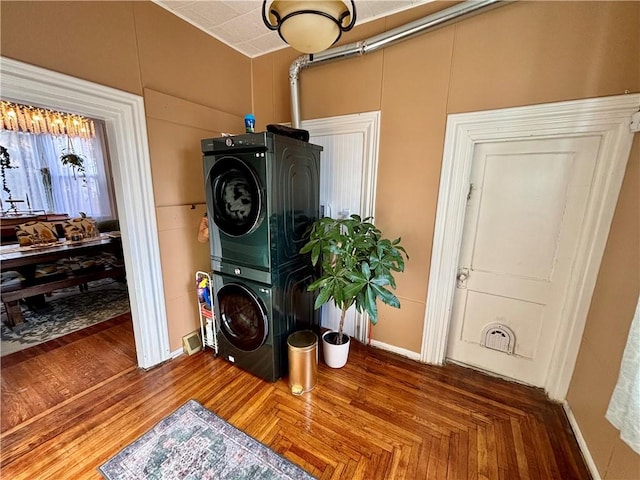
[0,318,591,479]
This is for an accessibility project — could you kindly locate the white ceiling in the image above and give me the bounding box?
[153,1,432,58]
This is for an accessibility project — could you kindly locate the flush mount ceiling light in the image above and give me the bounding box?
[262,0,356,54]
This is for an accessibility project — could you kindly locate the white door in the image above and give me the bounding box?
[447,136,600,387]
[302,112,380,342]
[309,132,364,339]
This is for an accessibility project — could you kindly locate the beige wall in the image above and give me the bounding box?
[1,1,251,351]
[567,136,640,480]
[252,0,639,476]
[1,0,638,476]
[253,0,639,352]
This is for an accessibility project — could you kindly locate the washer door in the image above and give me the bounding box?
[217,283,268,351]
[209,156,263,237]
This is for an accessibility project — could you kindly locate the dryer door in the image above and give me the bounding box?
[208,156,263,237]
[217,282,268,351]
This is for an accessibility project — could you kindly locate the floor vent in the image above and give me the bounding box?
[481,324,515,354]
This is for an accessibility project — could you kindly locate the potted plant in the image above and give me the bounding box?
[60,136,86,183]
[300,214,408,368]
[60,151,86,182]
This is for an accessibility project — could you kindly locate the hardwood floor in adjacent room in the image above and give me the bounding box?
[0,320,591,479]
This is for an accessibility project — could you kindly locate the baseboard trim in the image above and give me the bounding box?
[170,347,184,359]
[563,401,601,480]
[368,339,422,362]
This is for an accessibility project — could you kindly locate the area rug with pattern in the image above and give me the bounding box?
[99,400,315,480]
[0,279,130,356]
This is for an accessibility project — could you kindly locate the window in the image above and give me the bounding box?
[0,120,116,221]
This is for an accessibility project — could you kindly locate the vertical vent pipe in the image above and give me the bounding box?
[289,0,505,128]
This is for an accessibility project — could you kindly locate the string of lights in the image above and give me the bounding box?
[0,100,95,139]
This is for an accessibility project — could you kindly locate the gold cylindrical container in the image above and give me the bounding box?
[287,330,318,395]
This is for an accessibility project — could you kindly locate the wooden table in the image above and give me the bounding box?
[1,234,125,328]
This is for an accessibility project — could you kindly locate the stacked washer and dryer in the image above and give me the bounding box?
[201,132,322,381]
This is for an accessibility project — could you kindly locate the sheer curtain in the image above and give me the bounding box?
[606,297,640,454]
[0,125,114,220]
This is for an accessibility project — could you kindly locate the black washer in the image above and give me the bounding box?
[210,157,262,237]
[217,282,268,351]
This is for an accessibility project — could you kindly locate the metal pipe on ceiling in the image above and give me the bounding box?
[289,0,506,128]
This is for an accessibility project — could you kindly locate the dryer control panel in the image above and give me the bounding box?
[202,132,271,154]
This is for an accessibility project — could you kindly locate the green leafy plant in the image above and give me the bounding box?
[300,214,408,345]
[0,145,17,200]
[60,135,87,182]
[60,151,86,181]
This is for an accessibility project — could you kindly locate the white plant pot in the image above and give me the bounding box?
[322,331,350,368]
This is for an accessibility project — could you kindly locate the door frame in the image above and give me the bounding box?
[1,57,171,369]
[421,94,639,400]
[301,111,381,344]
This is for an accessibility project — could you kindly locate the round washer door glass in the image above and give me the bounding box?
[217,283,268,351]
[209,157,262,237]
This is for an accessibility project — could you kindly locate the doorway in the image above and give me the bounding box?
[421,94,639,400]
[302,111,380,344]
[448,135,600,387]
[1,57,170,369]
